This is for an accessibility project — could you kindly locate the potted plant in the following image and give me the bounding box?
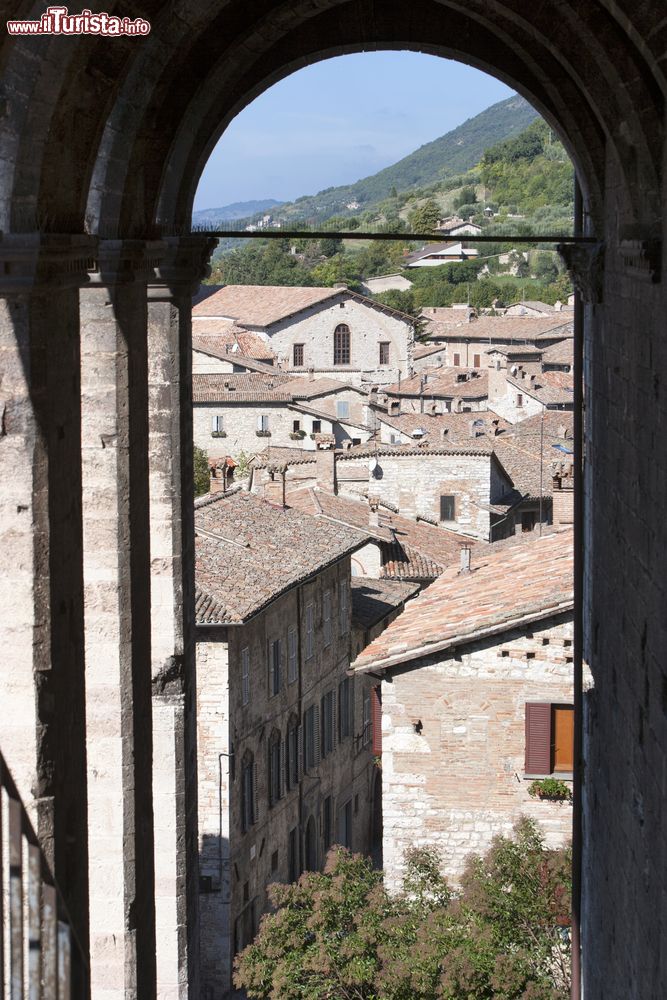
[528,778,572,802]
[211,430,227,438]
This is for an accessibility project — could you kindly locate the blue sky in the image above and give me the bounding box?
[194,53,514,211]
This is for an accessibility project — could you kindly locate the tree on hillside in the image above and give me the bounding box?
[234,819,571,1000]
[408,198,441,232]
[453,185,478,209]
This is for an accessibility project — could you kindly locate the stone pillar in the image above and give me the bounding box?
[146,236,216,1000]
[80,240,165,1000]
[0,233,96,954]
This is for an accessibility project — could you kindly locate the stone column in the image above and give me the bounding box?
[0,233,97,954]
[146,236,216,1000]
[80,240,165,1000]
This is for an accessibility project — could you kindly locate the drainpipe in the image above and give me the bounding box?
[571,178,584,1000]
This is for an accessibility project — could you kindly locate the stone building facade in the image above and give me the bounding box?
[193,284,415,385]
[354,531,574,890]
[194,491,411,997]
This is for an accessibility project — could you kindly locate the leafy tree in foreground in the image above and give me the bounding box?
[193,446,210,497]
[234,819,571,1000]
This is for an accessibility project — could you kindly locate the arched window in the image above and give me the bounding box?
[240,751,256,832]
[304,815,318,872]
[333,324,350,365]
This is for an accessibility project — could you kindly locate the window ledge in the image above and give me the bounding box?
[524,773,573,781]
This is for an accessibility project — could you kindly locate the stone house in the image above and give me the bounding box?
[334,442,514,541]
[193,373,372,460]
[419,314,574,368]
[194,491,413,998]
[402,242,480,267]
[352,530,575,890]
[488,368,574,424]
[193,284,415,385]
[381,366,489,414]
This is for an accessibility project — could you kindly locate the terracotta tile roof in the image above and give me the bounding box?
[384,366,488,399]
[351,578,420,629]
[541,339,574,365]
[192,324,276,361]
[403,242,467,264]
[352,529,574,672]
[377,410,509,444]
[507,372,574,406]
[425,315,573,343]
[286,487,484,582]
[414,342,448,360]
[492,414,574,498]
[194,491,368,624]
[278,377,368,400]
[486,345,543,359]
[192,373,292,403]
[192,284,414,328]
[335,438,494,458]
[192,284,342,325]
[250,447,317,468]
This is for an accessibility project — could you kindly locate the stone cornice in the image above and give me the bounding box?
[148,234,218,300]
[0,233,97,293]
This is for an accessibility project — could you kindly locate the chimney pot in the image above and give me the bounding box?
[459,545,472,573]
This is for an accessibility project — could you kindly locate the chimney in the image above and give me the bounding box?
[316,449,336,492]
[308,367,315,382]
[441,428,449,440]
[529,374,537,388]
[552,461,574,527]
[459,544,472,573]
[368,496,380,528]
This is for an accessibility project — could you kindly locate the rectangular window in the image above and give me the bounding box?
[371,685,382,757]
[362,693,371,747]
[440,495,456,522]
[293,343,304,366]
[323,795,333,850]
[525,703,574,775]
[287,721,299,790]
[334,325,351,365]
[379,342,390,365]
[304,705,318,771]
[211,414,224,433]
[339,677,351,740]
[269,740,282,806]
[292,419,301,432]
[336,400,350,420]
[321,691,335,758]
[287,626,298,683]
[241,647,250,705]
[288,827,299,883]
[323,591,332,647]
[305,604,314,659]
[339,580,349,634]
[312,420,321,434]
[516,393,524,408]
[473,353,481,368]
[269,638,281,696]
[453,353,461,366]
[257,413,269,432]
[241,761,254,832]
[338,799,352,849]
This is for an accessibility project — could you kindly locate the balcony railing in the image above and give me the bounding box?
[1,751,87,1000]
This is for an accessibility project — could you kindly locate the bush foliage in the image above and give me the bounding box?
[234,818,571,1000]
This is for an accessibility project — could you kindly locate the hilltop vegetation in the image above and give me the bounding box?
[206,108,574,311]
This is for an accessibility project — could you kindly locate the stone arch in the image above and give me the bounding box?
[0,2,662,237]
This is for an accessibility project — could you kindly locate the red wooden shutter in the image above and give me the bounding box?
[371,685,382,756]
[525,702,551,774]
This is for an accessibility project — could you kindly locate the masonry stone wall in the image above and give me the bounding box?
[196,556,376,998]
[336,451,498,539]
[193,401,333,460]
[381,613,574,892]
[193,349,234,374]
[264,295,413,380]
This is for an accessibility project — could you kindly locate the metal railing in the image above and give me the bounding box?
[1,752,87,1000]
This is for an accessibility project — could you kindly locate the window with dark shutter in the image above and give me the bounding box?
[525,703,552,774]
[293,343,304,366]
[440,495,455,522]
[323,795,333,849]
[379,342,390,365]
[473,354,481,367]
[453,353,461,366]
[371,685,382,756]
